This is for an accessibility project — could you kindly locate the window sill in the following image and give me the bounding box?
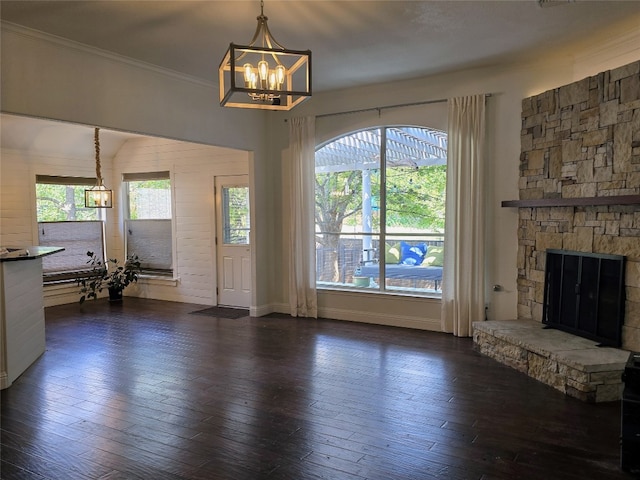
[138,274,179,286]
[44,281,78,292]
[318,284,442,300]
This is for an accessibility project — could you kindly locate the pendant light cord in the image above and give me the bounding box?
[94,127,102,185]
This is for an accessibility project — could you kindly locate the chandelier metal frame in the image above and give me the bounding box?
[218,1,311,111]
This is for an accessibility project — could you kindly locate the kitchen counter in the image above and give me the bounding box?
[1,246,64,389]
[0,246,64,262]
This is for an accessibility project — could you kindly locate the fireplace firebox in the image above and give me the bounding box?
[542,249,625,348]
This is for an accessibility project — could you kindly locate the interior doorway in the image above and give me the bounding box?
[215,175,251,308]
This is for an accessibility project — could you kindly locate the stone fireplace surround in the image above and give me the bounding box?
[473,60,640,402]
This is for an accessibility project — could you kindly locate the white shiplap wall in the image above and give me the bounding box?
[0,148,107,247]
[113,136,249,306]
[0,132,249,307]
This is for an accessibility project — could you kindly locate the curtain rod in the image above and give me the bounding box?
[315,93,491,120]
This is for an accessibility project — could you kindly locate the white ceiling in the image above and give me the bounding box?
[2,0,639,93]
[0,114,150,159]
[1,1,639,155]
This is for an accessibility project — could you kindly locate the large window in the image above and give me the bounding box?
[123,171,173,275]
[36,175,105,283]
[315,126,446,295]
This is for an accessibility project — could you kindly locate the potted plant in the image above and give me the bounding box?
[77,251,141,303]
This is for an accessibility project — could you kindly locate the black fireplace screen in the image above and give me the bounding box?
[542,249,625,347]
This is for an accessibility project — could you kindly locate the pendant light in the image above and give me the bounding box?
[218,0,311,111]
[85,127,113,208]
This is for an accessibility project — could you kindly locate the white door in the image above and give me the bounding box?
[215,176,251,308]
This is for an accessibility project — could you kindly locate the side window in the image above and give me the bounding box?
[36,175,105,283]
[315,126,446,296]
[123,171,173,276]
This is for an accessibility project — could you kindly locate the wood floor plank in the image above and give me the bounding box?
[1,298,634,479]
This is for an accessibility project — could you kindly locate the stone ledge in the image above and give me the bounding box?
[473,320,631,402]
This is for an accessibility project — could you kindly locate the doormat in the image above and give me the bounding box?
[189,306,249,319]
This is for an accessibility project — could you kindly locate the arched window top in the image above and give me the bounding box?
[316,126,447,174]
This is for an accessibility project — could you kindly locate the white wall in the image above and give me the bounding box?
[1,147,113,245]
[113,137,249,306]
[0,24,263,151]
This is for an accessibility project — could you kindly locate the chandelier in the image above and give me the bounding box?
[218,0,311,111]
[84,127,113,208]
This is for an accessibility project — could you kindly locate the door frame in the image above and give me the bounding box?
[214,174,252,309]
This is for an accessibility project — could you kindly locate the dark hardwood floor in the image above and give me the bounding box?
[0,298,634,480]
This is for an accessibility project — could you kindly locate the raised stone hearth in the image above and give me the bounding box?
[473,320,631,403]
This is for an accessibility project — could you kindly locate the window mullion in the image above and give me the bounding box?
[379,127,387,289]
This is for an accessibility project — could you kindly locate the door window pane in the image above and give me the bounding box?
[222,186,250,245]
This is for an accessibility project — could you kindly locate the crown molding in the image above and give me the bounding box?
[1,21,216,89]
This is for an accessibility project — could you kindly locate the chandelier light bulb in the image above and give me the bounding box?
[275,64,285,87]
[258,60,269,84]
[243,63,254,86]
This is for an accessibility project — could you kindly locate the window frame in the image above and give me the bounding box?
[122,171,174,277]
[314,126,446,297]
[35,175,107,284]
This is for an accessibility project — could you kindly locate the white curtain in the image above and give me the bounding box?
[288,116,318,318]
[441,95,486,337]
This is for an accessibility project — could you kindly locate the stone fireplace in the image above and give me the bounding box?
[515,60,640,351]
[474,60,640,402]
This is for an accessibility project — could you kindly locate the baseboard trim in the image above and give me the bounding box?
[318,306,441,331]
[252,302,440,331]
[0,371,10,390]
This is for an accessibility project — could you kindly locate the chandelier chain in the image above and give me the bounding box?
[94,127,102,184]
